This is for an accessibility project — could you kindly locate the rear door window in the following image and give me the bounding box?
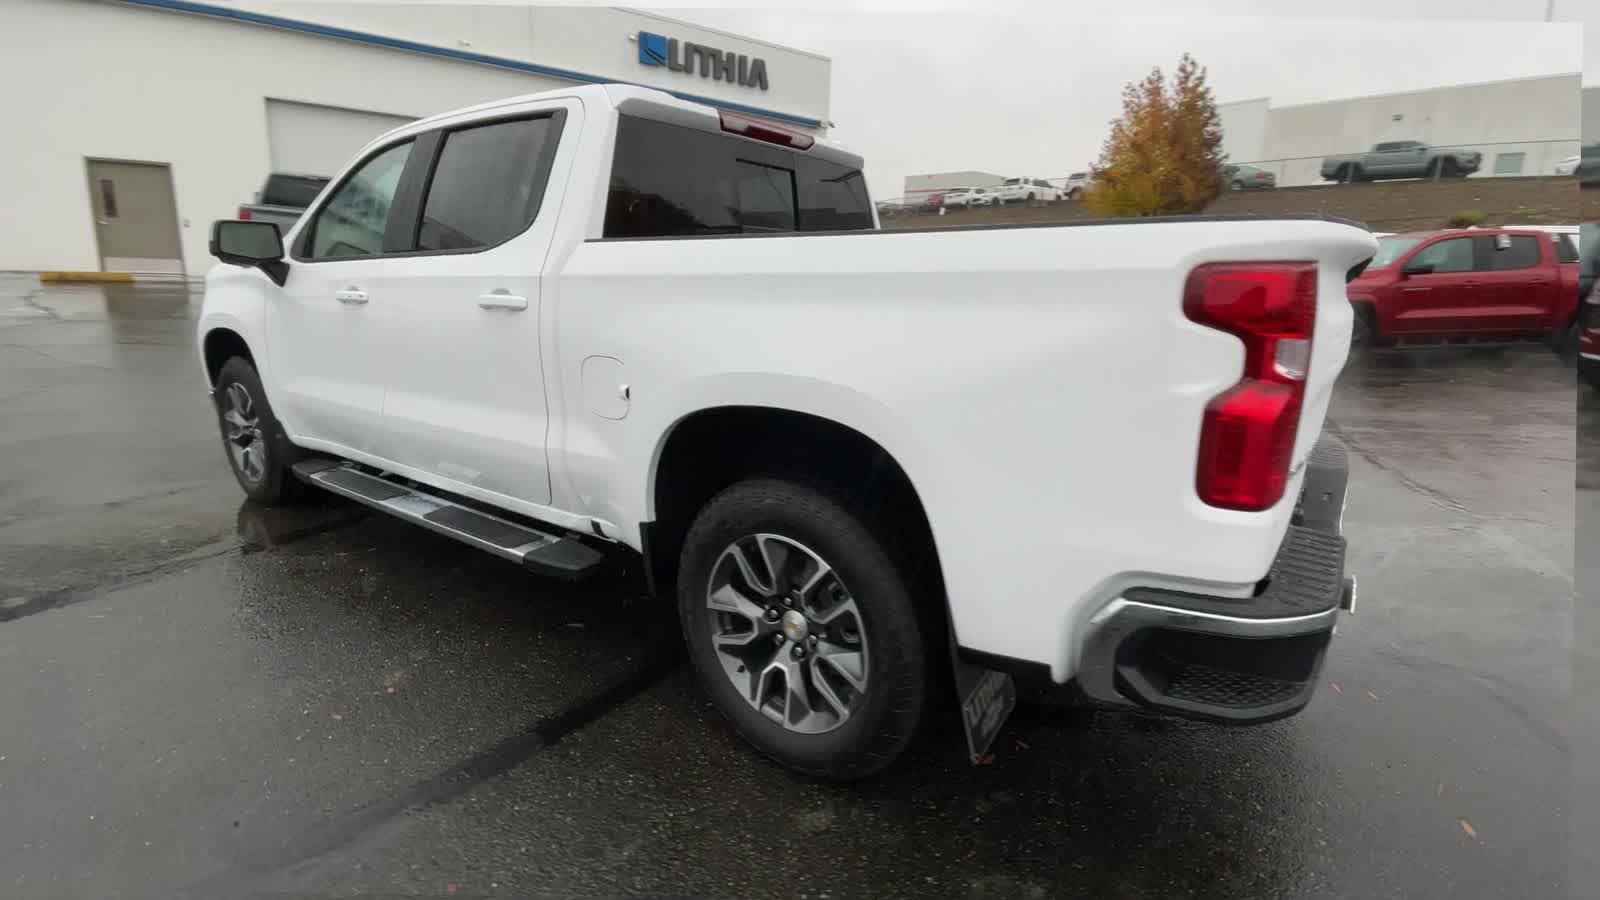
[1474,235,1541,271]
[416,115,563,252]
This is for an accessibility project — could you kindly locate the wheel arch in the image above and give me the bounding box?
[642,404,945,613]
[202,327,254,386]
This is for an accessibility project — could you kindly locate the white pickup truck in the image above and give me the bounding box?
[200,84,1371,780]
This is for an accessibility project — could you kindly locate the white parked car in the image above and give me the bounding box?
[994,176,1060,204]
[941,187,979,208]
[199,83,1369,780]
[1063,172,1092,198]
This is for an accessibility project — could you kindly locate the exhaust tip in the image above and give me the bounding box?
[1340,576,1357,614]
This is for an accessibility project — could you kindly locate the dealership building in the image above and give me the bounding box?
[0,0,831,275]
[1219,73,1581,187]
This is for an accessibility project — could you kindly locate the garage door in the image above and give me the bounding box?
[265,99,415,179]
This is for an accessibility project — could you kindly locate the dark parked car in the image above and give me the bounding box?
[1579,223,1600,388]
[237,172,331,232]
[1577,144,1600,190]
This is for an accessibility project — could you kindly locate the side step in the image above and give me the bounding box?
[290,459,607,582]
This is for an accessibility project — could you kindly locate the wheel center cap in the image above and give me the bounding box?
[780,610,808,643]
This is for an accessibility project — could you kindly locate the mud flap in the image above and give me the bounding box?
[949,641,1016,765]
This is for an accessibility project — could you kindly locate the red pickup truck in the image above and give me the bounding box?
[1346,228,1581,346]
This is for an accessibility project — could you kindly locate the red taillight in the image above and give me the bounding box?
[718,110,815,150]
[238,207,251,220]
[1255,172,1268,180]
[1184,263,1318,511]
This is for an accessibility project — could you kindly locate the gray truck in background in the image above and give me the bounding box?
[1320,141,1482,183]
[237,173,330,232]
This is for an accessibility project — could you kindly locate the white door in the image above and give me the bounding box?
[377,103,578,508]
[267,139,417,456]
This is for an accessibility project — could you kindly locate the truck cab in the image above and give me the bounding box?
[1347,228,1579,344]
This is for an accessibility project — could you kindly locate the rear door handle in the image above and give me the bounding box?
[477,292,529,311]
[334,289,368,305]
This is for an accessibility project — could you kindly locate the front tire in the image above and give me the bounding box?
[677,477,928,781]
[213,357,303,505]
[1582,356,1600,390]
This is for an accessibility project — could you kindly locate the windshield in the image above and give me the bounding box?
[1003,178,1020,185]
[1369,236,1425,268]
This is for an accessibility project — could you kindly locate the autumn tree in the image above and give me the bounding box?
[1083,54,1225,217]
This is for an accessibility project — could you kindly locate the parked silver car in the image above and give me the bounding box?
[1222,163,1276,190]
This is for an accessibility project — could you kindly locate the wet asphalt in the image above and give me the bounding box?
[0,275,1579,899]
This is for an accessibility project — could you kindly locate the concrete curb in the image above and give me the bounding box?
[39,271,135,283]
[38,272,191,284]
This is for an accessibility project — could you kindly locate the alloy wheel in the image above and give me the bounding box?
[705,533,869,734]
[221,382,267,483]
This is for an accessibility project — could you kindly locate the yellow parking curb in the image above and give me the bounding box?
[39,271,134,283]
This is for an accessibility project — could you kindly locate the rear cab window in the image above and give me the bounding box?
[262,175,330,208]
[1554,234,1579,264]
[604,115,871,238]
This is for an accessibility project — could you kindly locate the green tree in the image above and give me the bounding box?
[1084,54,1225,217]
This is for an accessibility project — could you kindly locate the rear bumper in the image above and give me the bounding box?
[1073,434,1354,724]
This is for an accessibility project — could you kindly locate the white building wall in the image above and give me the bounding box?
[1224,74,1580,186]
[902,171,1005,199]
[1585,86,1600,144]
[0,0,830,274]
[1218,97,1269,165]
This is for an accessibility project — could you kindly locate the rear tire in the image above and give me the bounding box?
[1231,180,1244,191]
[676,477,928,781]
[213,357,304,505]
[1554,318,1580,360]
[1350,304,1377,348]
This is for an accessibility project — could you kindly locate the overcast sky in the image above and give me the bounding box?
[644,0,1589,198]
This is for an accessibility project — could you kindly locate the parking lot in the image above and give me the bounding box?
[0,276,1577,899]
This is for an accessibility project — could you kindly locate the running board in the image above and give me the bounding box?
[290,459,607,582]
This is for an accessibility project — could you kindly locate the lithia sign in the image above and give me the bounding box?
[636,31,769,91]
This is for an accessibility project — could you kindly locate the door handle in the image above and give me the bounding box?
[477,292,529,311]
[334,289,368,305]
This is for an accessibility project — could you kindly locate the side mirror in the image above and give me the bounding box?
[210,220,288,286]
[1399,262,1434,277]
